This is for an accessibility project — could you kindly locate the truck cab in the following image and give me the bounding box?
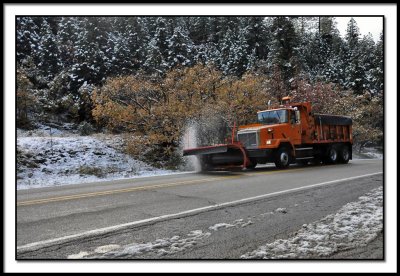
[237,102,309,150]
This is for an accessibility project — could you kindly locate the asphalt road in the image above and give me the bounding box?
[17,159,383,259]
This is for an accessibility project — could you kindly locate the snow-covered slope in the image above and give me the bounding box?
[17,127,177,190]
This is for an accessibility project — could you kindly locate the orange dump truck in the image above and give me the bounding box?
[183,97,353,170]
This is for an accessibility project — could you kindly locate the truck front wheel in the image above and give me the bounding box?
[246,159,257,170]
[275,147,291,169]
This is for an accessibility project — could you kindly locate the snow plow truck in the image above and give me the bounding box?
[183,97,353,171]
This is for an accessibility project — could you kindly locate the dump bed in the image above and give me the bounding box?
[313,114,352,143]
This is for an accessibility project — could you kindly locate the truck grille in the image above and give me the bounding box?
[237,132,258,148]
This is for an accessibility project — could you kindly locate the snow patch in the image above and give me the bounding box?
[72,217,254,258]
[241,186,383,259]
[209,223,235,231]
[67,251,90,259]
[353,147,383,160]
[275,208,288,214]
[99,230,211,258]
[94,244,121,254]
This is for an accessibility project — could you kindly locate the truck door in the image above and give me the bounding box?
[289,110,302,145]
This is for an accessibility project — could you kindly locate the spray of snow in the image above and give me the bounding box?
[181,122,201,172]
[180,108,232,172]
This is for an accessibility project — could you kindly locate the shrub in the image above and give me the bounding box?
[78,121,95,136]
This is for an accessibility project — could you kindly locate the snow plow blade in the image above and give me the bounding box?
[183,144,251,171]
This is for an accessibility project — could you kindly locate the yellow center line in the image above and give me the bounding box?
[17,167,307,206]
[246,167,307,176]
[17,175,241,206]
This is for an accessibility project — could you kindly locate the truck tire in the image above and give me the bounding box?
[246,162,257,170]
[246,158,257,169]
[275,147,291,169]
[338,145,350,164]
[296,160,309,166]
[310,156,321,165]
[323,146,338,164]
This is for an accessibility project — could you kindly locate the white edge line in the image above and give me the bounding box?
[17,172,383,253]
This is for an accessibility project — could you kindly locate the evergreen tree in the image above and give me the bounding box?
[35,18,60,80]
[57,17,82,68]
[16,17,40,64]
[371,32,383,95]
[358,33,377,92]
[143,37,168,75]
[267,17,299,88]
[167,25,194,68]
[344,18,364,94]
[241,17,270,61]
[219,27,252,76]
[346,18,360,49]
[188,17,210,44]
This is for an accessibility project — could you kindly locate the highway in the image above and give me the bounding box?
[17,159,383,259]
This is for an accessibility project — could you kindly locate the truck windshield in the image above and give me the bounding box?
[257,110,288,125]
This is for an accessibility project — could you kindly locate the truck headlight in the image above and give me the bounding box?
[266,140,272,145]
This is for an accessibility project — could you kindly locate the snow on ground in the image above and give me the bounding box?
[353,147,383,160]
[17,126,178,190]
[66,186,382,259]
[241,186,383,259]
[68,219,254,259]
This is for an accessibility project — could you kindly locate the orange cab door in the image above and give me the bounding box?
[289,110,302,145]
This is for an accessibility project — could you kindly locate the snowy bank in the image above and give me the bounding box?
[17,129,177,190]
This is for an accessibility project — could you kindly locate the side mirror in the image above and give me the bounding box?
[295,110,301,124]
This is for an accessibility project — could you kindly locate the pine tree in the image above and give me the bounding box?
[371,32,383,95]
[16,17,40,64]
[345,18,364,94]
[345,18,360,49]
[167,25,194,68]
[219,27,252,76]
[267,17,299,88]
[57,17,82,68]
[143,37,168,75]
[358,33,377,92]
[242,17,270,60]
[35,18,60,80]
[187,16,210,44]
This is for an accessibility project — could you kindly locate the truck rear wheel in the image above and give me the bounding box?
[275,147,291,169]
[323,146,338,164]
[338,145,350,164]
